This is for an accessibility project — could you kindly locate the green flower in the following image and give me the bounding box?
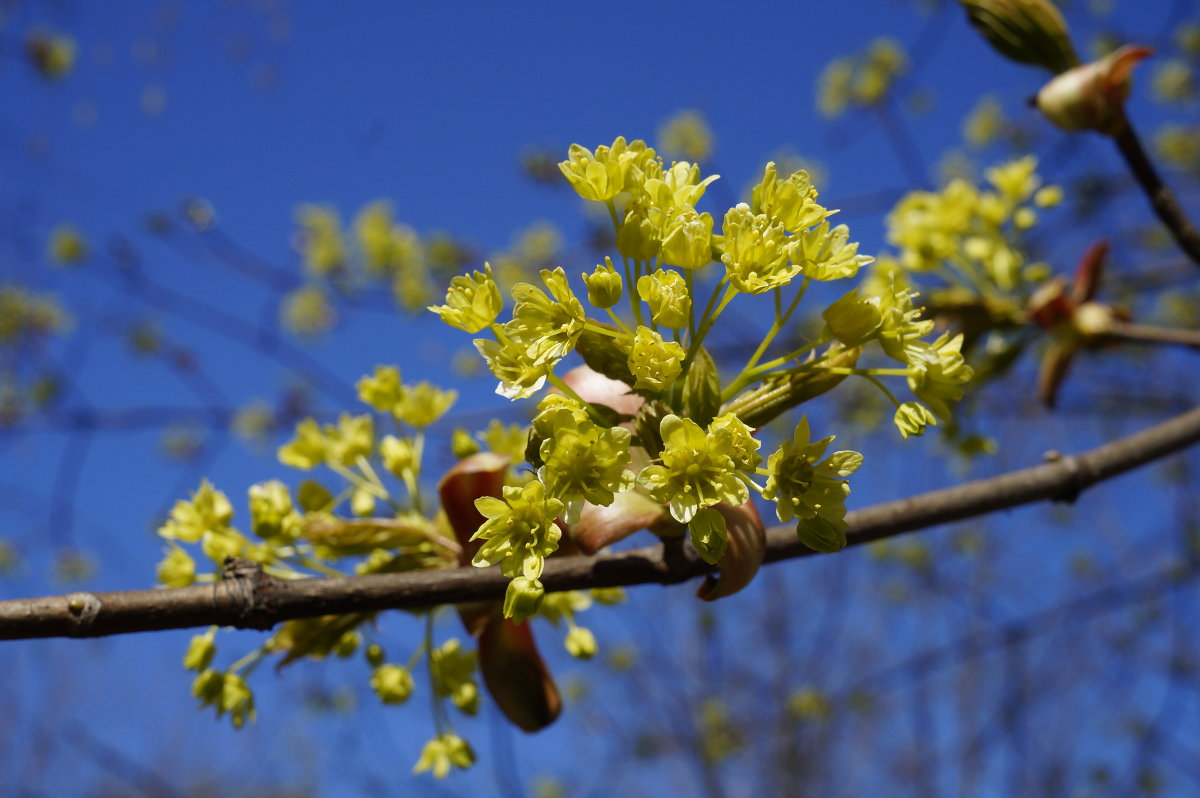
[762,416,862,552]
[248,481,301,542]
[472,480,564,580]
[708,412,762,471]
[628,326,685,392]
[794,221,873,281]
[750,162,829,233]
[507,267,587,362]
[183,628,217,671]
[156,544,195,587]
[428,262,503,333]
[565,626,598,659]
[503,575,545,623]
[473,336,552,400]
[413,734,475,778]
[159,479,234,543]
[906,333,973,420]
[431,638,479,714]
[720,203,801,294]
[637,270,691,329]
[380,435,417,477]
[394,381,457,427]
[638,415,748,524]
[660,205,714,270]
[356,365,405,413]
[558,137,642,201]
[371,663,414,705]
[894,401,938,439]
[537,407,635,523]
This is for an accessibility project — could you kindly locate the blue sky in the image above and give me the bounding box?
[3,0,1200,795]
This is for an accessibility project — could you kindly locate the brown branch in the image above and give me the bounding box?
[3,405,1200,642]
[1103,321,1200,350]
[1112,118,1200,268]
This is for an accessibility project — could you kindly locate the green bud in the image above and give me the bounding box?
[503,576,545,623]
[565,626,598,659]
[660,206,714,270]
[958,0,1080,74]
[365,642,386,668]
[689,507,728,565]
[450,428,481,459]
[370,663,415,704]
[582,257,623,308]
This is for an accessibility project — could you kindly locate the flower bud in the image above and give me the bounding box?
[616,200,662,261]
[1035,45,1153,135]
[582,257,623,308]
[365,642,386,667]
[503,576,545,623]
[958,0,1079,74]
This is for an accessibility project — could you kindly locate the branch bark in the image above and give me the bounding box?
[1112,118,1200,268]
[3,405,1200,641]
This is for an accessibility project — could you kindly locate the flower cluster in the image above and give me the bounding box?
[429,136,972,613]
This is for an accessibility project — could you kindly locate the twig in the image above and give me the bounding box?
[1,405,1199,641]
[1112,118,1200,268]
[1103,321,1200,350]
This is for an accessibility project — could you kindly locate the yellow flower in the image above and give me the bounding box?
[637,270,691,329]
[356,365,405,413]
[159,479,234,543]
[47,224,88,265]
[394,382,457,428]
[507,267,587,362]
[750,163,828,233]
[294,205,346,277]
[720,204,800,294]
[637,414,748,523]
[413,734,475,778]
[659,206,714,270]
[428,262,503,333]
[558,136,643,201]
[627,326,685,391]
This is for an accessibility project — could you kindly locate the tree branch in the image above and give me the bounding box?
[1112,118,1200,268]
[3,406,1200,641]
[1103,321,1200,350]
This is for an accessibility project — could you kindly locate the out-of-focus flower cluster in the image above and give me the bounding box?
[817,38,908,118]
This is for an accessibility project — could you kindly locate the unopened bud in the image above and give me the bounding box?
[582,257,623,308]
[959,0,1079,74]
[1036,45,1153,135]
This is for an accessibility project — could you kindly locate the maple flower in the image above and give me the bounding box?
[472,480,564,580]
[762,416,862,553]
[428,262,503,333]
[638,415,748,524]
